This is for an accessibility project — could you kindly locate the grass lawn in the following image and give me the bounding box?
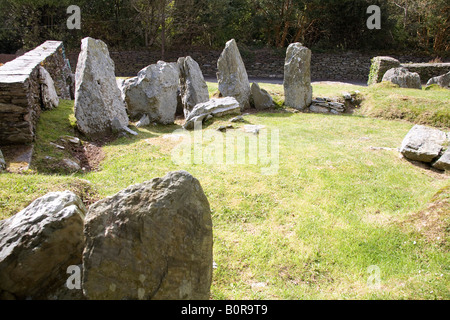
[0,81,449,299]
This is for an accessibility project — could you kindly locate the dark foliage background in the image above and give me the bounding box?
[0,0,448,58]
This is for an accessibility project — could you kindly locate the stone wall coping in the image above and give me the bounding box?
[0,41,63,83]
[402,62,450,67]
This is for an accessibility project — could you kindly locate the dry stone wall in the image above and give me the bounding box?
[0,41,72,145]
[402,63,450,83]
[68,49,444,83]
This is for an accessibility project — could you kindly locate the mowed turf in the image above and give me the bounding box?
[0,82,448,299]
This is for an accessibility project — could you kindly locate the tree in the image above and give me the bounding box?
[130,0,174,58]
[388,0,449,56]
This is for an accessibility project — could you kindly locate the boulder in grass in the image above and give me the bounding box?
[382,67,422,89]
[426,72,450,89]
[432,149,450,171]
[0,191,86,300]
[82,171,213,300]
[123,61,180,125]
[251,83,274,110]
[400,125,447,163]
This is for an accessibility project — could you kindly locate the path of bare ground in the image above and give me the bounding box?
[61,135,118,172]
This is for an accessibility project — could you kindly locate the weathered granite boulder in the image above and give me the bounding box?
[178,56,210,118]
[0,149,5,171]
[123,61,180,124]
[217,39,251,111]
[400,125,447,163]
[283,43,312,110]
[74,37,129,138]
[39,66,59,110]
[0,191,86,300]
[426,71,450,89]
[251,83,274,110]
[82,171,213,300]
[183,97,241,130]
[382,67,422,89]
[368,56,401,85]
[433,149,450,171]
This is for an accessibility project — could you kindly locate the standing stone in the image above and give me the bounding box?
[283,43,312,110]
[217,39,251,111]
[39,66,59,110]
[122,61,180,124]
[367,56,401,86]
[0,191,86,300]
[74,37,129,138]
[400,125,447,163]
[178,56,210,118]
[82,171,213,300]
[0,149,5,171]
[426,71,450,89]
[382,67,422,89]
[251,83,274,110]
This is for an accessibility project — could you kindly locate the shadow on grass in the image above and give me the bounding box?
[106,123,182,147]
[402,157,447,175]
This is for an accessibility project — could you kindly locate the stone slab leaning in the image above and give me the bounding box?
[183,97,241,130]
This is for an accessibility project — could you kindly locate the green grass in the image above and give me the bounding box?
[354,82,450,129]
[0,81,449,299]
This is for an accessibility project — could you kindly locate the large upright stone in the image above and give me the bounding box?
[122,61,180,124]
[82,171,213,300]
[382,67,422,89]
[0,191,86,300]
[178,56,210,118]
[367,56,401,86]
[74,37,129,138]
[217,39,251,111]
[283,43,312,110]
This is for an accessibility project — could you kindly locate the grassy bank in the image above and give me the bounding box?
[0,81,448,299]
